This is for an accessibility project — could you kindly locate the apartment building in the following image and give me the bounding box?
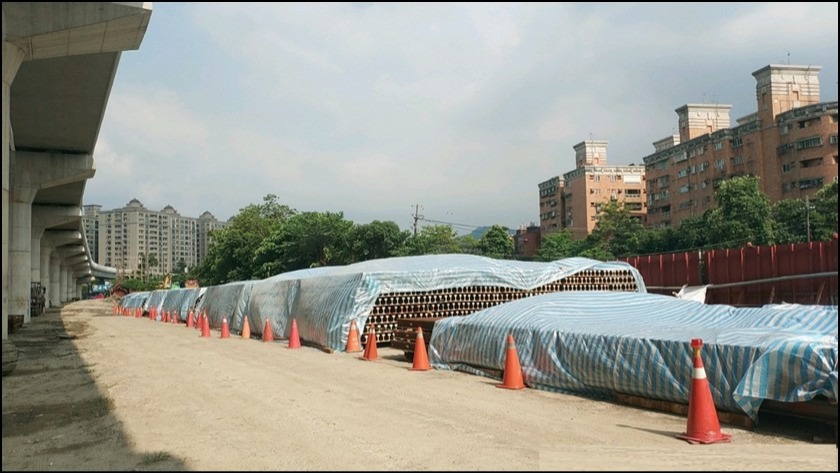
[539,141,646,241]
[89,199,228,277]
[197,211,228,264]
[643,64,838,228]
[82,204,102,259]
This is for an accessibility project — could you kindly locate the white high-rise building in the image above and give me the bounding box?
[86,199,228,278]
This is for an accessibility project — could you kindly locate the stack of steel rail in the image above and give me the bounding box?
[359,268,640,349]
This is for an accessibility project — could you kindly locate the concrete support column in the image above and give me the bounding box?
[10,192,36,322]
[50,254,60,308]
[31,235,42,284]
[40,242,51,297]
[63,269,72,304]
[2,42,27,340]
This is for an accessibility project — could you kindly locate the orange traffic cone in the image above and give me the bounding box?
[220,317,230,339]
[676,338,731,444]
[196,312,203,330]
[187,309,195,328]
[262,319,274,342]
[241,316,251,339]
[200,314,211,338]
[410,327,431,371]
[496,334,525,390]
[345,320,362,353]
[163,311,170,324]
[288,319,301,349]
[362,325,379,361]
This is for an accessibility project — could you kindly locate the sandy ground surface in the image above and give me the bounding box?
[2,299,837,471]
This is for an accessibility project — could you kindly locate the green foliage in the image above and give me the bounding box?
[704,176,773,247]
[119,277,160,292]
[197,194,296,284]
[348,221,410,263]
[397,225,462,256]
[456,234,480,254]
[771,198,808,244]
[477,225,514,259]
[588,199,644,258]
[536,230,581,261]
[811,182,838,240]
[255,211,355,275]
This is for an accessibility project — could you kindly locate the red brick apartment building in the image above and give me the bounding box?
[539,141,646,241]
[643,64,838,228]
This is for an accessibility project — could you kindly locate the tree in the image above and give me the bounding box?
[811,182,838,241]
[348,220,410,263]
[704,176,774,248]
[397,225,462,256]
[588,199,644,258]
[172,258,188,288]
[197,194,296,284]
[456,234,479,254]
[147,252,158,276]
[477,225,514,259]
[536,230,581,261]
[771,198,808,244]
[255,211,355,274]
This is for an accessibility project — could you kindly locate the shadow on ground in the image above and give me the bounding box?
[2,305,188,471]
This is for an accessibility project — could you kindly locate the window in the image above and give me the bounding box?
[731,156,744,165]
[715,159,725,170]
[800,157,823,168]
[830,134,838,144]
[799,178,823,189]
[677,168,689,178]
[796,136,823,150]
[780,124,790,135]
[679,185,690,194]
[625,189,642,196]
[732,137,743,148]
[713,141,723,151]
[777,143,795,154]
[782,163,793,173]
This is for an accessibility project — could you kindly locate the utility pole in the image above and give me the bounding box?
[411,204,424,236]
[805,195,811,242]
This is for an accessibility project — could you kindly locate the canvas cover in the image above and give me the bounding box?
[427,291,838,420]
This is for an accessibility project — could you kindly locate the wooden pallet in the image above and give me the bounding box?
[613,392,755,429]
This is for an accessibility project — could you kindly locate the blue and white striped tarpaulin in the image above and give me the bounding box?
[427,291,838,420]
[255,255,645,350]
[119,255,644,351]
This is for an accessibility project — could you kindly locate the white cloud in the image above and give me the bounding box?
[86,2,838,229]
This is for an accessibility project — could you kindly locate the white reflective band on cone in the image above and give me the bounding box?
[693,368,707,379]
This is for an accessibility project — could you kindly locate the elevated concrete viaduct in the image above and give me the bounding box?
[3,2,153,339]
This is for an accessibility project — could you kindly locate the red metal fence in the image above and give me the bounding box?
[622,237,838,306]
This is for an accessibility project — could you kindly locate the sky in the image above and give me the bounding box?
[85,2,839,234]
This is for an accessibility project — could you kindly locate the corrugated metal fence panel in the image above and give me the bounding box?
[706,239,838,305]
[622,252,701,294]
[428,291,838,420]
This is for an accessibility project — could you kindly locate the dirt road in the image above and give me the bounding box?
[2,300,837,471]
